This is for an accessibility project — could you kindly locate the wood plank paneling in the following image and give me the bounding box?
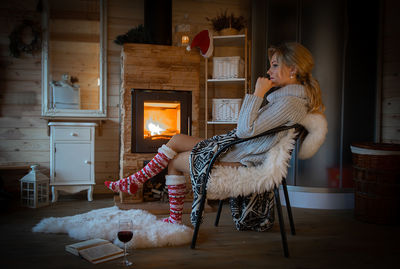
[0,0,397,198]
[0,0,251,195]
[0,140,49,152]
[91,0,144,193]
[0,151,49,163]
[382,0,400,143]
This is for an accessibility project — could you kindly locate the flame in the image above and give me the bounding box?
[147,121,165,136]
[146,117,166,135]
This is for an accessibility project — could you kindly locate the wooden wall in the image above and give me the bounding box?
[0,0,398,197]
[94,0,144,193]
[381,0,400,144]
[0,0,251,195]
[0,1,47,170]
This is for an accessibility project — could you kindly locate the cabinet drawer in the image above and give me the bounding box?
[53,127,91,141]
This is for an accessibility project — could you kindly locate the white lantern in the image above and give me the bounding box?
[20,165,49,208]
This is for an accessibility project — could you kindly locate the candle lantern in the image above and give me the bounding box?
[20,165,49,208]
[181,35,190,45]
[175,18,191,47]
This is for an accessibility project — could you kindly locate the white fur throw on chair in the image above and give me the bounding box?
[206,113,328,200]
[298,113,328,160]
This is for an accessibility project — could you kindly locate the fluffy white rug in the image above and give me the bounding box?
[32,206,193,249]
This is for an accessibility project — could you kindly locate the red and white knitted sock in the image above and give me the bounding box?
[104,145,177,195]
[163,175,186,224]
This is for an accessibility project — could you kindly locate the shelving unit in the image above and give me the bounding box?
[204,29,250,137]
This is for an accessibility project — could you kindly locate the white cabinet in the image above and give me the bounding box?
[205,29,250,137]
[48,122,97,202]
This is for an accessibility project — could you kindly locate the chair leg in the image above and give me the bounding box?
[214,200,224,227]
[190,193,207,249]
[274,187,289,258]
[282,178,296,235]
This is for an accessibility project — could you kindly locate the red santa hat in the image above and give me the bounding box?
[186,30,213,58]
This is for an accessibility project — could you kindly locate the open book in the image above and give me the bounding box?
[65,238,124,264]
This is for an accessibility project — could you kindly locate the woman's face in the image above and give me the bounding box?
[267,53,294,87]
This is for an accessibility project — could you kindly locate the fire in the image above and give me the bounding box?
[143,101,181,140]
[146,118,166,136]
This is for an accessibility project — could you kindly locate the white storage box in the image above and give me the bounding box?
[212,98,242,122]
[52,85,80,109]
[213,56,244,79]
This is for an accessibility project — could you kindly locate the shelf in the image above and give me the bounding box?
[207,78,246,83]
[207,121,237,125]
[205,29,249,138]
[213,34,246,47]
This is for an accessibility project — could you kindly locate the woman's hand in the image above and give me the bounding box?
[254,77,274,98]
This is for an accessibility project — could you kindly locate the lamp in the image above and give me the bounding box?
[175,14,191,46]
[181,35,190,45]
[20,165,49,208]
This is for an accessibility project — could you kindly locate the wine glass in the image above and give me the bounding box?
[118,218,133,266]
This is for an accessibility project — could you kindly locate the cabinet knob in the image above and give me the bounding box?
[84,160,91,164]
[70,132,78,136]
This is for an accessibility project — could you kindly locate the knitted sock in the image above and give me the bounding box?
[104,145,177,195]
[162,175,186,224]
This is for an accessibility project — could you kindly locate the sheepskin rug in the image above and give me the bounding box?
[32,206,193,249]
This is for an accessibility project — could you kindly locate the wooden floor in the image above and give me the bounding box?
[0,194,398,269]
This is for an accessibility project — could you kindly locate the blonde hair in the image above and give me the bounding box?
[268,42,325,113]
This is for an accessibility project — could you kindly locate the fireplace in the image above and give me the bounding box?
[118,43,200,204]
[131,89,192,153]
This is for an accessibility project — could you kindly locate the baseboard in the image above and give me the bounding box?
[280,186,354,210]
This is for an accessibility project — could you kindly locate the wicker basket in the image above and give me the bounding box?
[213,56,244,79]
[351,142,400,224]
[212,98,242,122]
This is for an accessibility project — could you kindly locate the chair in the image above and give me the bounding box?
[190,124,305,258]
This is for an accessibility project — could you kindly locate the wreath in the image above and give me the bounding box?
[9,20,41,58]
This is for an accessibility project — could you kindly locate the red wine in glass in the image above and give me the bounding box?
[118,219,133,266]
[118,231,133,243]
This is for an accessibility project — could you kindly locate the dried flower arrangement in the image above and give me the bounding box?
[206,10,246,34]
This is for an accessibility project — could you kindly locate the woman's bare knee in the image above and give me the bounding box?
[167,134,186,146]
[167,134,202,153]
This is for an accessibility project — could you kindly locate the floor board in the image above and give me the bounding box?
[0,194,398,269]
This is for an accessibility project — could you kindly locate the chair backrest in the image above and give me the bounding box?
[205,124,305,200]
[206,124,303,177]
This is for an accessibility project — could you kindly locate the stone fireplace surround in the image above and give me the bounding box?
[118,43,200,204]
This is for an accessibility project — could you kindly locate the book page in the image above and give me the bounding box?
[65,238,108,256]
[79,242,124,263]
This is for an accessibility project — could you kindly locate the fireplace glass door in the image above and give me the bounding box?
[132,89,191,153]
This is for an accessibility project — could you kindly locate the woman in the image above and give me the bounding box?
[105,42,325,227]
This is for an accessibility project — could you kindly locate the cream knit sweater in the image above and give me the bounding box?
[220,84,309,166]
